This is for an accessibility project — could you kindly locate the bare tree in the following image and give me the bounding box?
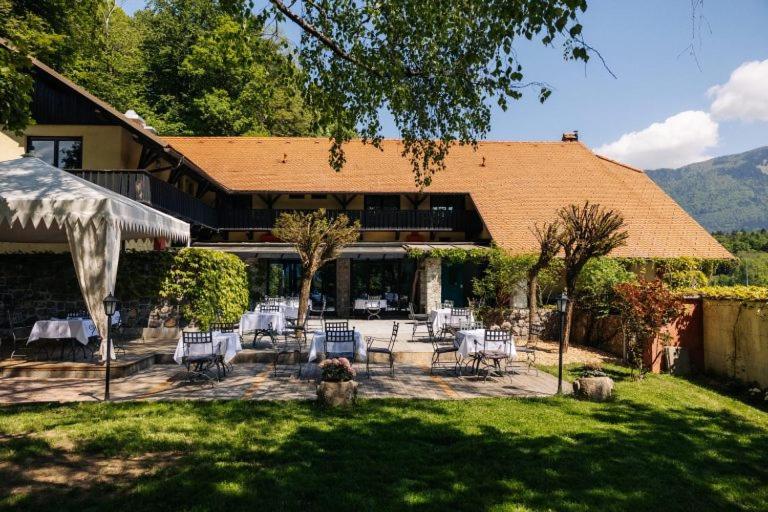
[273,209,359,324]
[557,202,629,351]
[528,221,561,339]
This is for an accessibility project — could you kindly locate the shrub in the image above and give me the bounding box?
[674,285,768,300]
[575,257,636,318]
[319,357,356,382]
[160,248,249,329]
[613,279,685,375]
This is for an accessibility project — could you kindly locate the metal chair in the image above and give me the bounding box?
[67,310,89,319]
[324,328,357,361]
[443,307,471,338]
[210,322,239,374]
[442,300,454,308]
[273,315,308,378]
[181,331,221,383]
[427,322,459,376]
[365,299,382,320]
[307,297,326,333]
[515,324,541,375]
[408,303,430,341]
[476,329,512,381]
[259,304,281,312]
[324,320,349,331]
[366,322,399,377]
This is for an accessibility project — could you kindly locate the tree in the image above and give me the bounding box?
[527,221,560,339]
[557,201,629,351]
[263,0,599,186]
[613,279,684,375]
[272,209,359,324]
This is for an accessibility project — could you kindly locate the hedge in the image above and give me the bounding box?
[675,285,768,301]
[159,248,250,329]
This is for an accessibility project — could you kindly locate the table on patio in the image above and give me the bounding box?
[173,331,242,365]
[353,299,388,311]
[429,308,473,333]
[455,329,517,360]
[28,318,99,347]
[308,330,366,362]
[240,308,298,335]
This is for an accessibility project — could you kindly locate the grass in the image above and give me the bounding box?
[1,365,767,511]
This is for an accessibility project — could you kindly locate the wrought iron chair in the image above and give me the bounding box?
[273,315,308,378]
[67,310,89,319]
[253,306,280,346]
[324,328,357,361]
[324,320,349,331]
[259,304,281,312]
[444,307,471,337]
[307,297,326,333]
[408,302,430,341]
[475,329,512,381]
[210,322,239,374]
[515,323,541,375]
[366,322,399,377]
[442,300,454,308]
[9,323,35,359]
[427,322,459,376]
[365,299,382,320]
[181,330,221,383]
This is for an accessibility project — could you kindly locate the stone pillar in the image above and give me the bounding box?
[419,257,442,313]
[336,258,351,318]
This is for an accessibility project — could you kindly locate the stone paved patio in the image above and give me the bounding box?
[0,362,560,403]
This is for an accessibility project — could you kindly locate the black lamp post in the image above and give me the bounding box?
[103,292,118,401]
[556,292,569,395]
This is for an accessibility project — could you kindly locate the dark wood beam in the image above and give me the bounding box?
[195,181,211,199]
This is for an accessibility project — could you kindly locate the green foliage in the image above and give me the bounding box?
[713,229,768,253]
[405,246,490,264]
[674,285,768,301]
[471,249,535,307]
[159,248,249,329]
[575,258,636,317]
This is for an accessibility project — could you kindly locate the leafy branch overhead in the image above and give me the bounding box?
[261,0,598,187]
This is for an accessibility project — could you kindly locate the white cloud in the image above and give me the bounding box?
[708,59,768,122]
[596,111,719,169]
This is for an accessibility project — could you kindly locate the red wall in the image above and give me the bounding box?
[644,298,703,373]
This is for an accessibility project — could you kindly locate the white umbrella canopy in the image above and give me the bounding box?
[0,157,191,359]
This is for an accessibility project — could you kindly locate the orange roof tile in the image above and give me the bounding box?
[163,136,732,259]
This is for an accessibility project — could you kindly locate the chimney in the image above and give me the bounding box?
[562,130,579,142]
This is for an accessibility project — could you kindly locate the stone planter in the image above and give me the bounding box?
[572,376,614,402]
[317,380,358,407]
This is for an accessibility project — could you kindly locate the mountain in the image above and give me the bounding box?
[646,146,768,232]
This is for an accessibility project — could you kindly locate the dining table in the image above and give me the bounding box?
[173,330,242,365]
[308,330,366,362]
[454,329,516,360]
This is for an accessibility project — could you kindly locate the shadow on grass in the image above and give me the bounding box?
[1,396,767,512]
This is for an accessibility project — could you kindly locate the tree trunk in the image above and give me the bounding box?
[297,268,314,325]
[562,276,576,353]
[410,268,421,311]
[527,273,538,341]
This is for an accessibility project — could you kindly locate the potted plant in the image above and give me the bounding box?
[317,357,358,407]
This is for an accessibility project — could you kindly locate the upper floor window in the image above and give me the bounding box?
[431,194,465,212]
[365,194,400,210]
[27,137,83,169]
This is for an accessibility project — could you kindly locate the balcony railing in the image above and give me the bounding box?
[220,208,481,232]
[68,170,483,234]
[69,170,218,228]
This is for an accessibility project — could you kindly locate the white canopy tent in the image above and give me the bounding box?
[0,157,190,360]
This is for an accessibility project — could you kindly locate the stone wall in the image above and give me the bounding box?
[507,307,560,340]
[419,257,441,314]
[336,258,351,317]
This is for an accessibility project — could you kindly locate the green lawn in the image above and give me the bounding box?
[1,366,767,511]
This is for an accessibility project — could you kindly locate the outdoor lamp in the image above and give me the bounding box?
[103,292,118,401]
[103,292,118,316]
[557,292,569,313]
[556,291,569,395]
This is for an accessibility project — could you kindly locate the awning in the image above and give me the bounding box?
[194,242,488,259]
[0,157,191,359]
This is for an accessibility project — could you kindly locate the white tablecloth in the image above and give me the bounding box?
[308,330,366,362]
[173,331,242,365]
[28,319,98,346]
[455,329,516,359]
[240,311,286,334]
[354,299,387,311]
[429,308,473,333]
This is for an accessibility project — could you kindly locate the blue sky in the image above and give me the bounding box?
[121,0,768,168]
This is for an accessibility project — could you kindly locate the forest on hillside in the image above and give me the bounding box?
[712,230,768,286]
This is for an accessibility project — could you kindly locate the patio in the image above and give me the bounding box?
[0,319,583,403]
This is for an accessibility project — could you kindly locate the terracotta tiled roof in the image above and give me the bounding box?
[163,136,731,259]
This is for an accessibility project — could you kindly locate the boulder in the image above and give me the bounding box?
[572,376,614,401]
[317,380,358,407]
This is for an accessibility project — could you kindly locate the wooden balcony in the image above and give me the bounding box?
[69,170,218,228]
[220,208,482,232]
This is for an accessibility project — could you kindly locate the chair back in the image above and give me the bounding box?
[426,322,444,351]
[260,304,281,312]
[526,324,543,347]
[324,320,349,331]
[324,328,356,359]
[182,330,215,359]
[442,300,454,308]
[408,302,419,320]
[67,310,89,319]
[210,322,237,333]
[449,307,471,327]
[483,329,511,352]
[367,294,381,300]
[387,322,400,351]
[11,325,31,343]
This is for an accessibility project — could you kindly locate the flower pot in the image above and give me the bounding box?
[317,380,358,407]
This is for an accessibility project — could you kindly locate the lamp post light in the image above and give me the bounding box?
[102,292,118,401]
[556,292,570,395]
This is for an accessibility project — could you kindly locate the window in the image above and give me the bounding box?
[364,194,400,210]
[431,194,465,211]
[27,137,83,169]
